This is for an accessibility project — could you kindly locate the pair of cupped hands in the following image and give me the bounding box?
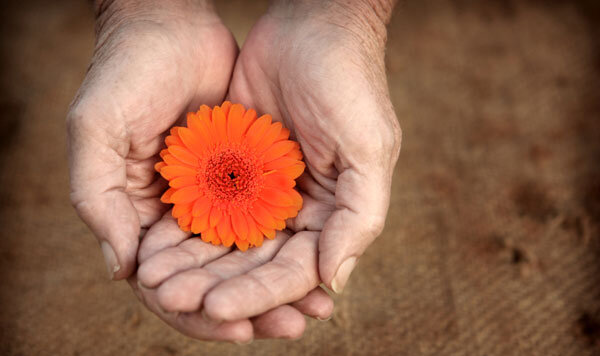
[67,0,400,343]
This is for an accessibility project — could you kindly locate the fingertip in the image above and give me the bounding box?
[176,313,254,343]
[330,256,358,294]
[253,305,306,340]
[109,229,140,280]
[292,287,334,320]
[136,259,157,288]
[157,282,186,312]
[202,289,235,321]
[317,297,335,321]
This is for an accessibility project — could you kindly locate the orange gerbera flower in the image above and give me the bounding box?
[154,101,305,251]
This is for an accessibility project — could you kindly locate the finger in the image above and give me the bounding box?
[128,276,254,343]
[138,238,229,288]
[137,210,191,263]
[252,305,306,340]
[156,232,290,312]
[286,193,333,232]
[290,286,334,321]
[296,172,336,205]
[68,110,138,280]
[128,163,169,227]
[202,231,320,321]
[319,167,391,293]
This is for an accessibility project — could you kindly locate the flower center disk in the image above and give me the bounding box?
[200,145,263,211]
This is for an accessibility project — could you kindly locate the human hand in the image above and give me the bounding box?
[140,0,400,336]
[68,0,237,280]
[227,0,402,293]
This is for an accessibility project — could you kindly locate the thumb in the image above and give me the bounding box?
[67,105,140,280]
[318,167,392,293]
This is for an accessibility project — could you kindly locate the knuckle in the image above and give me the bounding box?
[66,100,97,138]
[157,285,181,312]
[364,214,386,238]
[69,193,92,220]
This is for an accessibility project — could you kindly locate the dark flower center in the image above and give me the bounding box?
[201,146,263,210]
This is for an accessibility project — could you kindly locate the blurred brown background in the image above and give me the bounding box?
[1,0,600,355]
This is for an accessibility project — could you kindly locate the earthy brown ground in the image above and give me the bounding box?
[1,0,600,355]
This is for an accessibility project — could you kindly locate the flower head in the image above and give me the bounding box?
[155,101,305,251]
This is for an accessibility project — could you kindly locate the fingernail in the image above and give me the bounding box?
[101,241,120,280]
[316,315,332,322]
[331,257,357,294]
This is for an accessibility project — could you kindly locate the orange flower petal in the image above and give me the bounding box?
[240,108,257,135]
[220,101,232,116]
[200,230,212,243]
[235,239,249,251]
[227,103,246,143]
[168,145,198,166]
[169,175,197,189]
[209,206,223,227]
[159,149,169,159]
[264,172,295,189]
[217,215,235,247]
[250,203,277,229]
[277,162,305,179]
[262,140,296,163]
[162,154,192,168]
[190,109,216,146]
[198,105,213,122]
[165,135,183,147]
[154,161,166,172]
[230,208,249,241]
[263,156,298,171]
[205,227,219,245]
[274,219,285,230]
[244,214,259,245]
[160,165,197,180]
[191,213,210,234]
[258,200,287,220]
[170,186,201,204]
[178,213,192,228]
[275,127,290,141]
[245,114,272,147]
[284,205,299,218]
[192,196,212,217]
[257,224,276,240]
[177,127,207,158]
[254,122,282,153]
[172,202,193,218]
[212,106,228,143]
[254,232,264,246]
[260,187,293,207]
[285,146,303,161]
[288,188,303,208]
[160,187,176,203]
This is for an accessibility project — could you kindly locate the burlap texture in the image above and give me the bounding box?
[1,1,599,355]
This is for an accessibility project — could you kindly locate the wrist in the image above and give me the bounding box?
[93,0,219,35]
[268,0,395,48]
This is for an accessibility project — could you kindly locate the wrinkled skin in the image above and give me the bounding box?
[67,0,400,343]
